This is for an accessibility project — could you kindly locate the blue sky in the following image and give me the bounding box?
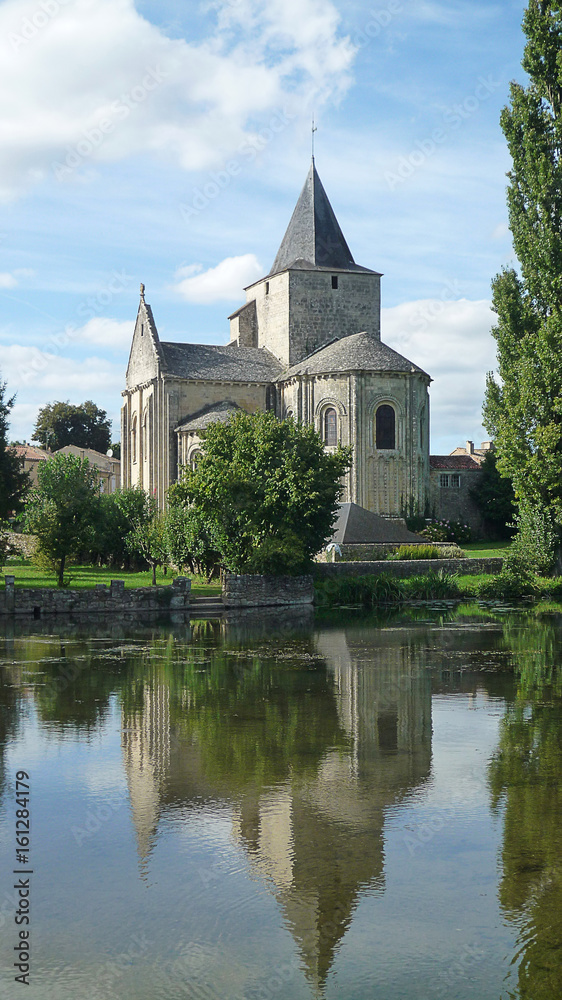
[0,0,527,452]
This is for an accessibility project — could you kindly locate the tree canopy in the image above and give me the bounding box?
[32,400,111,454]
[483,2,562,521]
[168,410,352,576]
[0,377,30,519]
[23,453,101,586]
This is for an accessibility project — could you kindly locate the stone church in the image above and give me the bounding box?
[121,160,431,514]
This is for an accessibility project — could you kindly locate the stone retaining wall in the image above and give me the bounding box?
[314,558,503,579]
[223,574,314,607]
[0,576,191,617]
[316,541,460,562]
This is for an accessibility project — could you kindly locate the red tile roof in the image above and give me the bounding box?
[13,445,50,461]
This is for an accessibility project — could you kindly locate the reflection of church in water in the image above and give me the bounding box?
[121,628,432,994]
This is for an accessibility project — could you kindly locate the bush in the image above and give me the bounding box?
[505,502,557,576]
[420,519,472,545]
[387,544,443,560]
[315,574,406,607]
[477,558,538,600]
[403,570,462,600]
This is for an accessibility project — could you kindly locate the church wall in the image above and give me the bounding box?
[287,271,380,364]
[280,370,429,517]
[244,270,381,367]
[126,310,160,390]
[245,272,290,363]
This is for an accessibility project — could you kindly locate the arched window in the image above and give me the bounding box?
[131,415,137,464]
[324,407,337,446]
[376,405,395,450]
[142,408,148,459]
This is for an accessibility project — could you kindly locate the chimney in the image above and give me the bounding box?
[466,440,474,455]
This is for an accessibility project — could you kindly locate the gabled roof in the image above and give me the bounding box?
[13,445,50,461]
[282,331,430,379]
[330,503,424,544]
[430,455,482,470]
[268,160,378,277]
[175,400,241,432]
[159,342,284,382]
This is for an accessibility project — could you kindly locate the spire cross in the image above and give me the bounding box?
[312,116,317,160]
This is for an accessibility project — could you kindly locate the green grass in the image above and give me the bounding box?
[1,559,221,597]
[463,540,511,559]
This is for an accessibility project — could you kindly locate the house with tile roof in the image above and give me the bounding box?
[121,161,431,514]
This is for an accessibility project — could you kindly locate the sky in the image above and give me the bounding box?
[0,0,528,453]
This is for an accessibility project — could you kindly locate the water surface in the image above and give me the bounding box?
[1,605,562,999]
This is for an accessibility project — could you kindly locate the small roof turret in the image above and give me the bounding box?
[269,160,377,276]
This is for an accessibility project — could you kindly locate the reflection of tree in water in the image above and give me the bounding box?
[489,613,562,1000]
[0,668,20,802]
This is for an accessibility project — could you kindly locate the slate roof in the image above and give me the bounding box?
[330,503,425,544]
[430,455,482,470]
[175,400,241,432]
[159,342,284,382]
[268,161,378,276]
[282,331,429,379]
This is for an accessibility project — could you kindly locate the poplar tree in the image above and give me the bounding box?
[483,1,562,523]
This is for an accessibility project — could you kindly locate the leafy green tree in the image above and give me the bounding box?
[89,486,155,567]
[0,378,30,518]
[469,450,516,539]
[169,410,351,576]
[164,503,220,580]
[23,453,101,586]
[32,400,111,453]
[483,2,562,525]
[126,500,168,585]
[109,441,121,460]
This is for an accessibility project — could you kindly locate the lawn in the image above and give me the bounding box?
[463,540,511,559]
[1,559,221,597]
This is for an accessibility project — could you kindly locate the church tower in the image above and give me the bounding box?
[229,160,382,365]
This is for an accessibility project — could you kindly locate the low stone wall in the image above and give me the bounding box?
[0,576,191,617]
[316,541,458,562]
[222,574,314,607]
[314,558,503,579]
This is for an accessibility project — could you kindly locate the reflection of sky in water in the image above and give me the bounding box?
[0,613,560,999]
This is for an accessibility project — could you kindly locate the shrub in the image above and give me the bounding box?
[420,519,472,545]
[387,544,443,560]
[403,570,462,600]
[505,502,557,576]
[315,574,406,607]
[477,562,538,600]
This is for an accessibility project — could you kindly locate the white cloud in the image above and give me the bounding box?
[0,0,355,201]
[76,317,134,350]
[2,343,123,394]
[382,297,497,452]
[173,254,263,303]
[0,272,18,288]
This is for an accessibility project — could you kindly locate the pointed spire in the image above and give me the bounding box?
[269,161,357,275]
